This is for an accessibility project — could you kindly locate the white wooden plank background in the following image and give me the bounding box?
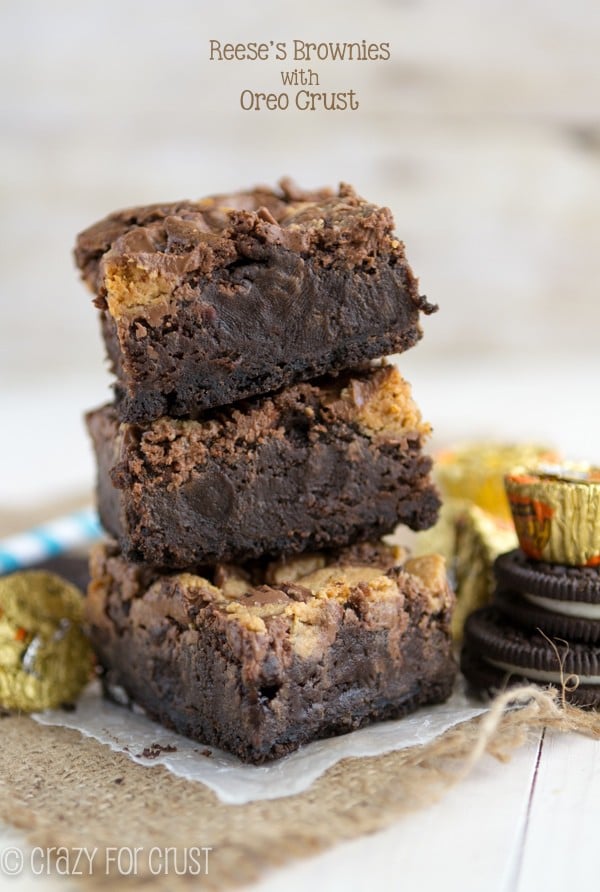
[1,0,600,388]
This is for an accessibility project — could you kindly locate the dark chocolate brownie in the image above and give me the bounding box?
[75,180,436,423]
[87,541,456,762]
[86,365,440,568]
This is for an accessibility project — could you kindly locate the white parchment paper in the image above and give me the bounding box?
[32,681,486,805]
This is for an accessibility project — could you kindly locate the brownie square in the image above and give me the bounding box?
[86,365,440,568]
[87,540,456,762]
[75,180,435,423]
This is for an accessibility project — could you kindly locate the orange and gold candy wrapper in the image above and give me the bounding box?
[435,442,558,522]
[416,499,517,638]
[0,571,94,711]
[420,442,557,637]
[505,464,600,567]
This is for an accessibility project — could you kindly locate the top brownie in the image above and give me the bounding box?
[75,179,435,422]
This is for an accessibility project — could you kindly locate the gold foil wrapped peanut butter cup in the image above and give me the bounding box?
[415,499,517,639]
[505,463,600,566]
[0,570,94,712]
[418,441,556,638]
[435,442,559,521]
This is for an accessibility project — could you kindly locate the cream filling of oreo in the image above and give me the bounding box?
[523,592,600,620]
[485,657,600,686]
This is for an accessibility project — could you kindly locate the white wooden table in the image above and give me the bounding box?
[253,731,600,892]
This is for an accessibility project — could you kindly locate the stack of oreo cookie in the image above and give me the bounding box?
[461,549,600,706]
[75,180,457,761]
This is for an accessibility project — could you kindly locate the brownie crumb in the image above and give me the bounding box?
[136,743,178,759]
[60,702,77,712]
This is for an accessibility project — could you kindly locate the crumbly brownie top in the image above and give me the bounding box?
[90,540,451,643]
[75,180,413,320]
[94,365,431,490]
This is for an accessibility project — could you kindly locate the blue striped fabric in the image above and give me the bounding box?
[0,550,20,574]
[0,508,102,575]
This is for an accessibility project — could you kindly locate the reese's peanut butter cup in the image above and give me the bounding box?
[435,442,558,521]
[505,463,600,566]
[416,500,517,638]
[461,606,600,707]
[0,571,94,711]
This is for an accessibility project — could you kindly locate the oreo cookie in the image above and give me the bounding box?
[495,549,600,602]
[495,590,600,644]
[461,606,600,707]
[493,549,600,643]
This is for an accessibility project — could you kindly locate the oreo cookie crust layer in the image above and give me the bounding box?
[87,541,456,763]
[86,365,440,568]
[75,180,435,423]
[461,606,600,707]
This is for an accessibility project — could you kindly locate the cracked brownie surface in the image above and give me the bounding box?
[76,180,435,422]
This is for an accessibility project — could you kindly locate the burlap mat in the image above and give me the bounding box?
[1,687,599,890]
[2,503,599,887]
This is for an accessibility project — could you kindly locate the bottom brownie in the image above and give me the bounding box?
[87,541,456,762]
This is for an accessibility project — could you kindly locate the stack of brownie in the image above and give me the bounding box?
[76,180,456,762]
